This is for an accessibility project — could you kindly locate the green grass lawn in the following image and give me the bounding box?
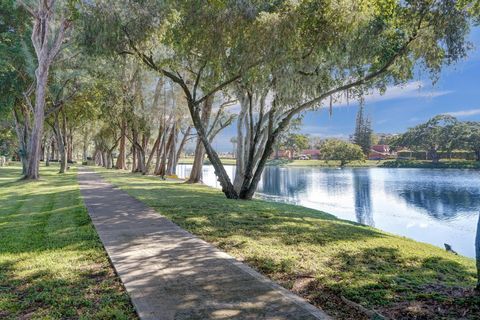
[0,164,137,319]
[96,167,479,320]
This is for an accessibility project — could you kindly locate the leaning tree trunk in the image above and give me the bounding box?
[187,96,213,184]
[187,98,238,198]
[166,124,178,176]
[175,126,191,165]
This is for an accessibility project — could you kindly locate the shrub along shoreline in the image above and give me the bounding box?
[178,157,480,169]
[96,167,479,320]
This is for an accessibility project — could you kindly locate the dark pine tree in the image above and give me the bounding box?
[353,104,372,155]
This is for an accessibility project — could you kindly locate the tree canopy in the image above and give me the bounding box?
[2,0,478,197]
[320,139,365,167]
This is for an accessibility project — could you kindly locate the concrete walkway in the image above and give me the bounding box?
[78,168,331,320]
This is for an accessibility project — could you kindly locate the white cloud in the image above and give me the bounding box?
[300,125,349,139]
[219,81,452,113]
[445,108,480,117]
[332,81,452,107]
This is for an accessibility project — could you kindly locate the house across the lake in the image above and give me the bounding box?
[300,149,321,160]
[272,149,293,159]
[368,144,395,160]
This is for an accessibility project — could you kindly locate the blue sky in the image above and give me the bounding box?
[210,27,480,152]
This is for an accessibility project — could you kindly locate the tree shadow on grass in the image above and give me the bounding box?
[94,169,479,319]
[323,247,479,320]
[110,179,386,247]
[0,256,135,320]
[0,168,137,319]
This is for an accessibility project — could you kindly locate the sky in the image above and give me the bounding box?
[209,27,480,152]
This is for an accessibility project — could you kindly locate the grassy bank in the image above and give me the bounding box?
[177,157,386,167]
[268,159,387,167]
[0,164,136,319]
[177,157,237,165]
[178,157,480,169]
[380,159,480,169]
[96,167,479,320]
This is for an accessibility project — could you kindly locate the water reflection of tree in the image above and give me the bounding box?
[324,171,350,196]
[394,185,480,221]
[259,167,308,198]
[353,170,374,227]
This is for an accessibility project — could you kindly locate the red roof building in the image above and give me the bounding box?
[368,145,395,160]
[371,145,390,153]
[300,149,321,159]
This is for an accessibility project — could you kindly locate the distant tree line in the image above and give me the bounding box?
[394,115,480,162]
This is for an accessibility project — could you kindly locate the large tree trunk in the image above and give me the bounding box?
[45,139,50,167]
[94,149,103,166]
[60,111,68,173]
[67,128,73,163]
[187,97,214,183]
[101,152,107,168]
[23,1,69,179]
[186,97,238,198]
[175,126,191,165]
[82,140,88,162]
[136,147,146,173]
[131,145,137,172]
[51,139,56,161]
[233,105,247,191]
[429,149,440,164]
[166,124,178,176]
[25,66,48,179]
[157,126,174,177]
[187,139,205,183]
[116,117,127,169]
[53,110,68,174]
[145,126,163,174]
[106,152,113,169]
[154,133,165,175]
[12,106,29,175]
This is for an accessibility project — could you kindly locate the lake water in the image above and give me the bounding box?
[176,164,479,258]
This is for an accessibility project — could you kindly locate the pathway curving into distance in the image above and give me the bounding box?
[78,168,330,320]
